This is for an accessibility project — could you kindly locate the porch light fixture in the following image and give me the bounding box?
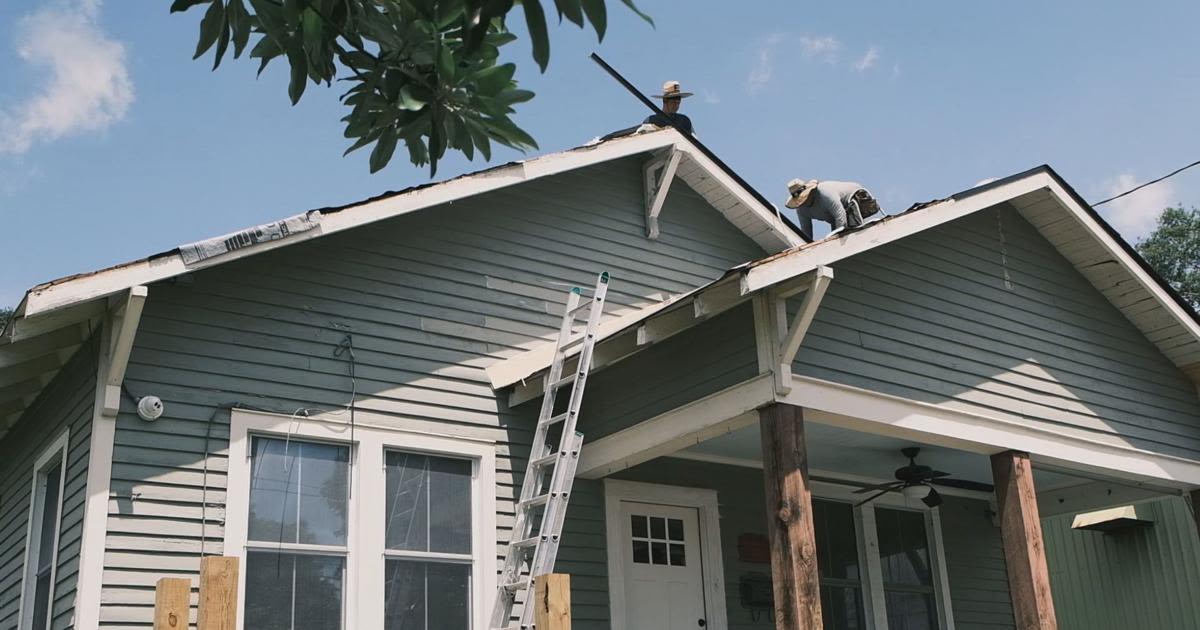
[902,483,932,500]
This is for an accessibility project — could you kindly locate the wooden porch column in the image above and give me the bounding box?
[758,403,823,630]
[991,450,1058,630]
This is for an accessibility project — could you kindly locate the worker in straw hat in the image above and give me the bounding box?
[786,179,882,239]
[642,80,695,134]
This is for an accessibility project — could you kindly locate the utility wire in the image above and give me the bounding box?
[1093,158,1200,207]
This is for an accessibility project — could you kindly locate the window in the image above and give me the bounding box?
[227,411,496,630]
[813,501,865,630]
[629,514,686,566]
[811,498,951,630]
[20,432,69,630]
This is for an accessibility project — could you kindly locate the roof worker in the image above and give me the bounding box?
[786,179,882,239]
[642,80,695,135]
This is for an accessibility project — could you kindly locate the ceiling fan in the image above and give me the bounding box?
[852,447,995,508]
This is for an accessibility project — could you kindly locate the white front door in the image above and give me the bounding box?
[618,500,708,630]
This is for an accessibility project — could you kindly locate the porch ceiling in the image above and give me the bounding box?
[676,421,1081,492]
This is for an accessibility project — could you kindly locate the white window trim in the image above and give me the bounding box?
[18,429,70,630]
[226,408,496,630]
[603,479,729,630]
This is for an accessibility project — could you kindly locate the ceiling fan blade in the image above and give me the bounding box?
[929,477,995,493]
[911,470,950,481]
[921,486,944,508]
[853,486,897,508]
[852,481,903,494]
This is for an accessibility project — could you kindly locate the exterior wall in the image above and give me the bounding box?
[794,204,1200,460]
[0,336,96,630]
[559,457,1013,630]
[97,155,767,628]
[1043,497,1200,629]
[579,302,759,441]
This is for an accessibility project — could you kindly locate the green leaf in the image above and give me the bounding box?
[193,0,226,59]
[473,62,516,95]
[170,0,211,13]
[370,128,399,173]
[520,0,550,72]
[398,84,427,111]
[229,0,252,57]
[286,44,308,104]
[436,44,456,84]
[619,0,654,26]
[212,18,231,69]
[580,0,606,40]
[553,0,584,27]
[495,88,534,105]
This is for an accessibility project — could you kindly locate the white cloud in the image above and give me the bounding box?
[747,33,786,93]
[1099,172,1177,241]
[853,46,880,72]
[0,0,133,155]
[702,90,721,105]
[799,35,842,64]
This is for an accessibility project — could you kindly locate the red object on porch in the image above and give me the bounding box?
[737,533,771,564]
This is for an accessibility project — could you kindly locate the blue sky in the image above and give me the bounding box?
[2,1,1199,307]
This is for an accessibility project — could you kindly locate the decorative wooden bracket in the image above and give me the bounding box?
[643,147,681,240]
[102,285,147,417]
[774,266,833,394]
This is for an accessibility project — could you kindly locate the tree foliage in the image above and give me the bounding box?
[171,0,651,176]
[0,307,12,328]
[1137,206,1200,307]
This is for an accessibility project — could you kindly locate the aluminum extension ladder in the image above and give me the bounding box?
[490,272,610,630]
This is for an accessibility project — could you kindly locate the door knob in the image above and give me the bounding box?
[697,619,706,627]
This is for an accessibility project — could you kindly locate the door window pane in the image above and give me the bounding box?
[245,551,345,630]
[884,591,938,630]
[248,438,349,546]
[876,508,938,630]
[876,508,933,587]
[384,560,470,630]
[385,452,472,554]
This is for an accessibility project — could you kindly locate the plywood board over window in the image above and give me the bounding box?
[225,409,496,630]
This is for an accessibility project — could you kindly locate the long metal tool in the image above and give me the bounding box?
[491,272,610,630]
[589,53,809,242]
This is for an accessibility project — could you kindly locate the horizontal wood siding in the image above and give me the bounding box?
[794,204,1200,459]
[579,302,759,441]
[0,337,96,630]
[98,156,766,628]
[606,459,1013,630]
[1043,497,1200,630]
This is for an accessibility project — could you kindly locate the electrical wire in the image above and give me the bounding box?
[1093,158,1200,207]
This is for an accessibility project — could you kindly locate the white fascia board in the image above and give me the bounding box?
[740,174,1050,295]
[1040,176,1200,354]
[673,144,803,251]
[20,132,683,319]
[781,373,1200,487]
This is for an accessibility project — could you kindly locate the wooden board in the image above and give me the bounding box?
[533,574,572,630]
[991,450,1058,630]
[758,403,823,630]
[197,556,239,630]
[153,578,191,630]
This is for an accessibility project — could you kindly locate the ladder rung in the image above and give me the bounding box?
[519,494,552,509]
[541,411,571,427]
[500,580,529,592]
[530,452,559,468]
[512,536,541,549]
[549,373,578,390]
[561,332,588,350]
[569,299,594,314]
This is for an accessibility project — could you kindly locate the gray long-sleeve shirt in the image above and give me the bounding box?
[794,180,868,238]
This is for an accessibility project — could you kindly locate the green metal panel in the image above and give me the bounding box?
[1044,497,1200,629]
[0,336,96,630]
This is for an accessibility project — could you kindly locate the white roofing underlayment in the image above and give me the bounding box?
[0,128,803,435]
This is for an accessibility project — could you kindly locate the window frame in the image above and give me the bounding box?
[226,409,496,630]
[811,482,956,630]
[18,430,70,630]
